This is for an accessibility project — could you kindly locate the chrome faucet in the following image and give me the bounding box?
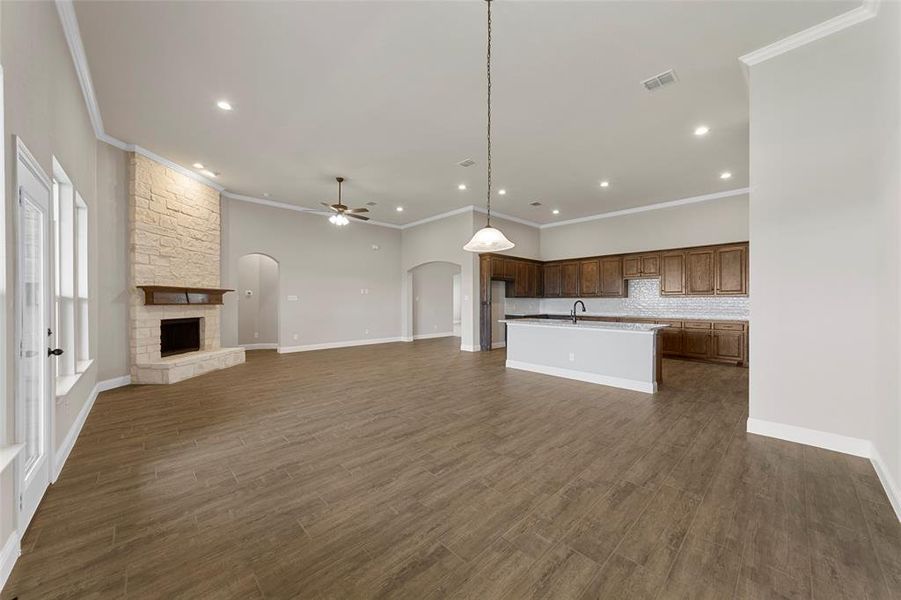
[571,300,586,324]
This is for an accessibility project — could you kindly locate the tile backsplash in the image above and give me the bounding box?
[504,278,750,321]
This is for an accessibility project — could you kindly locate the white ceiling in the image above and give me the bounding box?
[74,0,854,225]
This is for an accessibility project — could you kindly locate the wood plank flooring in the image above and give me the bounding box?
[4,338,899,599]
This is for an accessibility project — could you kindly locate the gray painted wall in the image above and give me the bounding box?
[221,199,403,349]
[749,5,900,492]
[539,194,749,260]
[411,261,460,338]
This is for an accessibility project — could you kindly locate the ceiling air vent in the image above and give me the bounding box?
[642,69,677,92]
[529,201,542,207]
[365,201,377,207]
[458,158,476,168]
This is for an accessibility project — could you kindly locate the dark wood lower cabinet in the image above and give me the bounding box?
[657,319,747,366]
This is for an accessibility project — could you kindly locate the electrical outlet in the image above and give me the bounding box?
[433,324,438,330]
[253,332,259,339]
[364,328,369,335]
[293,333,299,341]
[287,295,298,302]
[568,352,575,362]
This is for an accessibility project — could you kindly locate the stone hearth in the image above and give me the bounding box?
[128,153,244,384]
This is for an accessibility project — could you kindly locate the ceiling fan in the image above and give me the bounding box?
[322,177,369,226]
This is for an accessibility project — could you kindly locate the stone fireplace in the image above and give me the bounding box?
[128,153,244,384]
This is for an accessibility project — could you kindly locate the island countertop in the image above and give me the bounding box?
[499,318,668,334]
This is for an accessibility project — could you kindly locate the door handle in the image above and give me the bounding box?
[48,348,64,357]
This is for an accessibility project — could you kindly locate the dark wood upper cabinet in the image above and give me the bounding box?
[543,264,561,297]
[503,258,517,280]
[623,253,660,279]
[685,249,715,295]
[715,245,747,295]
[579,259,600,296]
[561,262,580,297]
[490,256,505,279]
[599,257,625,297]
[514,260,530,297]
[660,252,685,295]
[531,263,543,297]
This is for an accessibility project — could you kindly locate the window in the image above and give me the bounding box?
[52,159,90,395]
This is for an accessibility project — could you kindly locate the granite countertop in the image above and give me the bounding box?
[504,312,749,323]
[499,318,668,333]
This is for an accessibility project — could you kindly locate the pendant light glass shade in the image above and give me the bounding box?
[463,225,515,252]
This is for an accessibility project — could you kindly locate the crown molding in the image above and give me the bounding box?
[740,0,879,66]
[400,206,477,230]
[539,188,750,230]
[56,0,104,141]
[473,207,541,228]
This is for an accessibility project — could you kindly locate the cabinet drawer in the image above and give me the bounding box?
[656,320,682,328]
[713,322,745,331]
[683,321,712,330]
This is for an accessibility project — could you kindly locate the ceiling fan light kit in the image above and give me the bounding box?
[465,0,514,253]
[324,176,370,226]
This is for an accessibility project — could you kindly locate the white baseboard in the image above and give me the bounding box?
[241,343,278,350]
[747,417,901,522]
[491,341,506,349]
[871,445,901,522]
[53,374,131,482]
[413,332,454,340]
[0,530,19,594]
[746,418,871,458]
[505,360,656,393]
[460,344,480,352]
[278,337,404,354]
[401,336,414,342]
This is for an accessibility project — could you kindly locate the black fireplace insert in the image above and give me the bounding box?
[160,317,201,357]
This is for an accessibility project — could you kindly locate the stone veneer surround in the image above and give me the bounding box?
[128,153,244,384]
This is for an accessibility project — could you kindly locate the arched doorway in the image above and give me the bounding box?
[237,253,279,348]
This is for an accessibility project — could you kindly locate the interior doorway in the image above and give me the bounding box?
[15,139,53,534]
[490,280,507,348]
[237,253,279,349]
[410,261,462,340]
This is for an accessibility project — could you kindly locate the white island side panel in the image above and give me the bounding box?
[504,322,658,393]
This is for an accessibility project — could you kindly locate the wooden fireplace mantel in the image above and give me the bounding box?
[137,285,234,306]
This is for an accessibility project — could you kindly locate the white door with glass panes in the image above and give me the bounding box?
[15,140,54,532]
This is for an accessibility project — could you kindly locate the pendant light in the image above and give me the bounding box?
[464,0,515,253]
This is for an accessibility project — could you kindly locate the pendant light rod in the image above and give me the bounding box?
[486,0,492,226]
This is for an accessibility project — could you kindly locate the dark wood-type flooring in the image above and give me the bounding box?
[4,339,900,599]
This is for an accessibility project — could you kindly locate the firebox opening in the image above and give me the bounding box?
[160,317,201,357]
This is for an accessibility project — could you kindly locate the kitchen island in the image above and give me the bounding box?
[500,318,668,393]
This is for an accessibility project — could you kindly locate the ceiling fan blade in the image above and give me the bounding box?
[346,207,369,214]
[321,202,340,212]
[346,213,370,221]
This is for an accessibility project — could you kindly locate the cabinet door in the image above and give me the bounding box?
[660,329,683,355]
[713,331,744,363]
[660,252,685,295]
[715,245,747,295]
[579,260,600,296]
[561,262,580,297]
[514,261,529,297]
[623,255,641,278]
[682,330,711,357]
[686,249,715,295]
[532,264,543,297]
[503,258,517,280]
[489,256,505,278]
[599,257,624,297]
[640,254,660,276]
[543,264,561,297]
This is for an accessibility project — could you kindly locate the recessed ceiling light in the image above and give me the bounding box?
[600,181,610,188]
[498,189,506,195]
[458,183,467,190]
[720,171,732,180]
[201,169,218,178]
[552,209,560,215]
[216,100,233,111]
[193,162,204,169]
[262,193,270,198]
[694,125,710,136]
[396,206,404,212]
